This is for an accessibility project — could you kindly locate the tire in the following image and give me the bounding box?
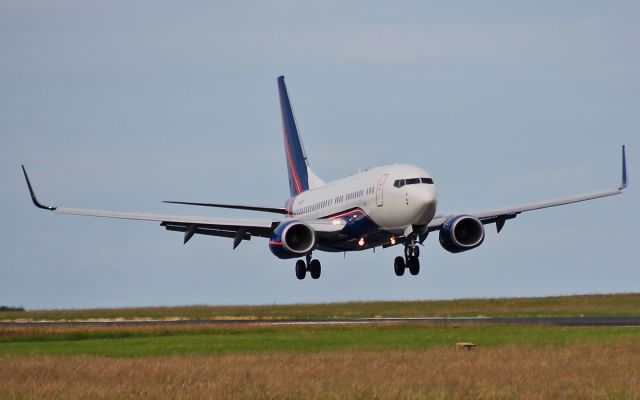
[413,246,420,258]
[408,257,420,276]
[309,259,321,279]
[394,256,405,276]
[295,259,307,280]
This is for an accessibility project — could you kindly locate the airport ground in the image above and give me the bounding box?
[1,293,639,399]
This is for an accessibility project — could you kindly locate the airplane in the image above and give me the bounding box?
[22,76,628,280]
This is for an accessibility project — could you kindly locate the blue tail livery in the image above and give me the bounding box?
[277,76,324,196]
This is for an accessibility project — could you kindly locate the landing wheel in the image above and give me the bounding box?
[394,256,405,276]
[413,246,420,258]
[309,259,321,279]
[407,256,420,276]
[295,259,307,280]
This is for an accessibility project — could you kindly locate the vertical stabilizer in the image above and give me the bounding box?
[277,76,324,197]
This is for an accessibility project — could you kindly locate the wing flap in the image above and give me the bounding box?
[53,207,275,238]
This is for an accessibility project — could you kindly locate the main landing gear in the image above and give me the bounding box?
[394,238,421,277]
[295,253,321,280]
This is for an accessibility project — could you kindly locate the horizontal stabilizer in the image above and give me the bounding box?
[163,201,288,214]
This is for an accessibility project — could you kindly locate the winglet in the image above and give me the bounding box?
[620,145,628,190]
[21,165,57,211]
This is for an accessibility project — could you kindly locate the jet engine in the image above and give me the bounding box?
[439,215,485,253]
[269,220,316,259]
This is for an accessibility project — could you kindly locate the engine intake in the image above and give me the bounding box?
[439,215,485,253]
[269,221,316,259]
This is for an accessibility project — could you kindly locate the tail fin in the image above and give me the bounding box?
[277,76,324,197]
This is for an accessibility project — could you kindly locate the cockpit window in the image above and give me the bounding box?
[394,177,434,188]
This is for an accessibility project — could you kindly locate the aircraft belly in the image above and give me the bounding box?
[316,205,396,252]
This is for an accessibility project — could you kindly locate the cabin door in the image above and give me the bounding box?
[376,174,388,207]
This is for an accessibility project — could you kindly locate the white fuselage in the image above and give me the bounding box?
[288,164,437,238]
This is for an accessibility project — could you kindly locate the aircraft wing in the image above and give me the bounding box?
[21,166,344,247]
[427,145,628,233]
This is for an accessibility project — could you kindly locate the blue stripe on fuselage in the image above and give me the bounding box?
[322,207,379,237]
[320,207,395,251]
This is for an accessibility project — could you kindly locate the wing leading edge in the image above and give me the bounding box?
[21,166,344,247]
[427,145,628,232]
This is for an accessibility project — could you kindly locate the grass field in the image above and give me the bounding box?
[2,292,639,321]
[2,323,639,357]
[2,294,639,399]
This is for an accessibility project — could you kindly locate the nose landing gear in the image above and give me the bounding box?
[407,255,420,275]
[395,236,421,277]
[295,253,321,280]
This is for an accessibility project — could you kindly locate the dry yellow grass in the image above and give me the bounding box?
[2,343,639,399]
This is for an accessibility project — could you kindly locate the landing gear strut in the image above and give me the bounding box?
[295,254,321,280]
[395,236,421,277]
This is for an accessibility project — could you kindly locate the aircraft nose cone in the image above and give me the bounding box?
[412,186,437,223]
[417,186,436,204]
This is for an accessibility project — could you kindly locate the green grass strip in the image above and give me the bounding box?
[1,324,639,358]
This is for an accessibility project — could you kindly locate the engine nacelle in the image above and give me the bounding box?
[439,215,485,253]
[269,220,316,259]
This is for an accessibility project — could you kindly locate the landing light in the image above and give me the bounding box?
[390,237,396,245]
[358,237,365,247]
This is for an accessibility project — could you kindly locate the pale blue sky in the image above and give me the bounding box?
[1,1,638,309]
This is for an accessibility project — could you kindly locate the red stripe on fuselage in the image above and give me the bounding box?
[285,197,296,216]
